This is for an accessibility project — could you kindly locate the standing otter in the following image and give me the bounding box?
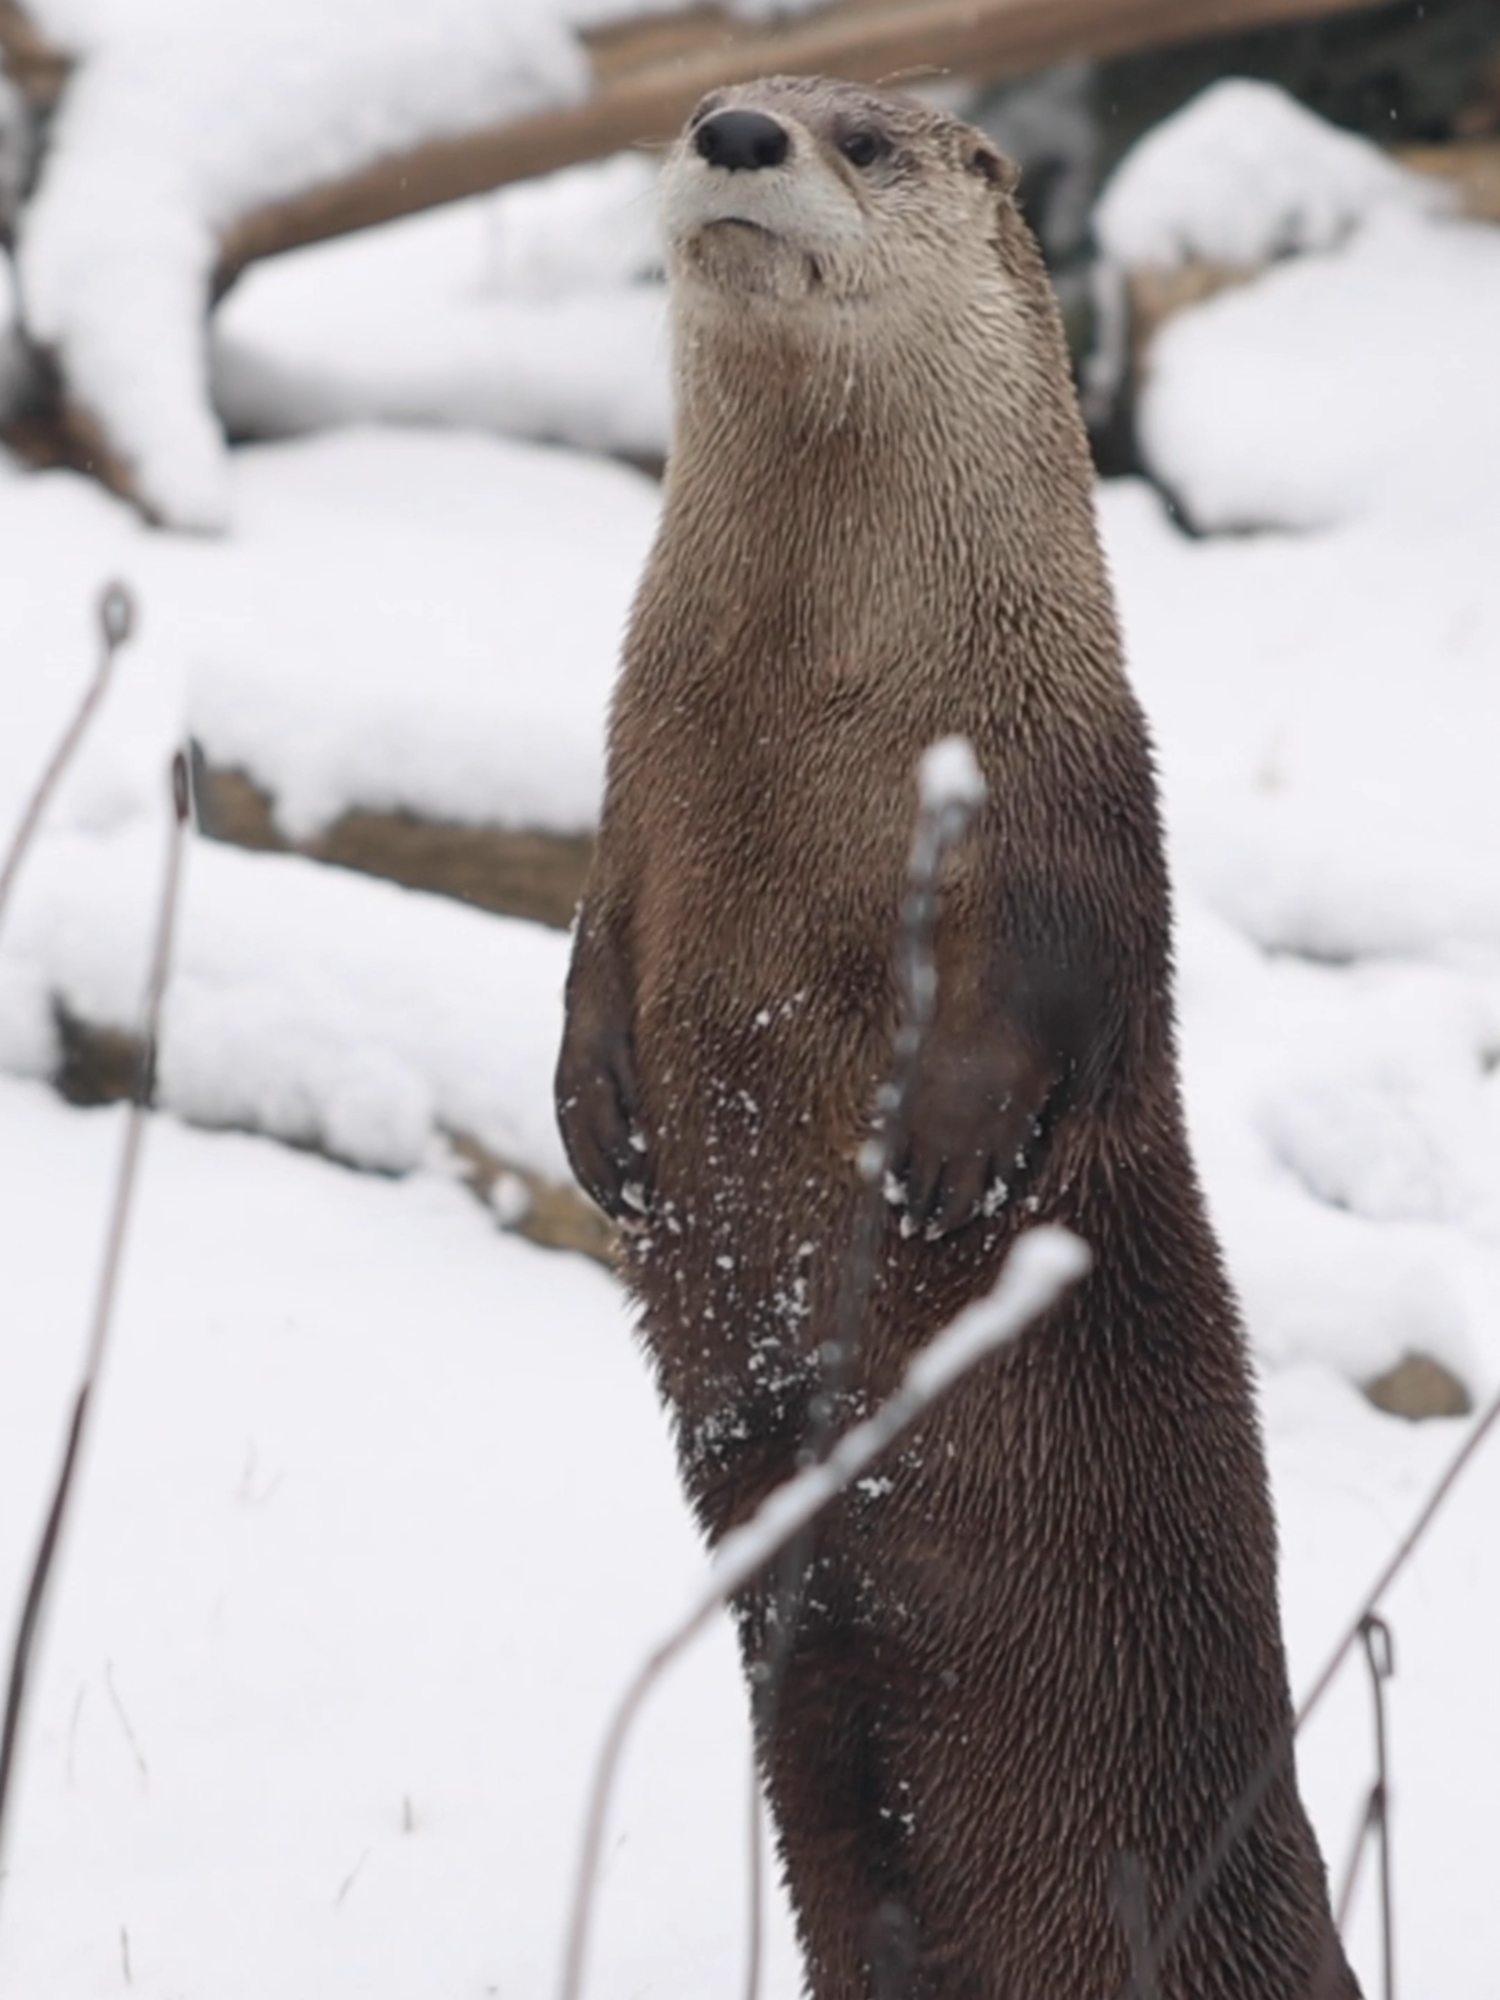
[557,75,1356,2000]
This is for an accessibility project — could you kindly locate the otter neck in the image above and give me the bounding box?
[662,284,1108,636]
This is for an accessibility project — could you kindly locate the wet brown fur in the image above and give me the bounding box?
[557,75,1358,2000]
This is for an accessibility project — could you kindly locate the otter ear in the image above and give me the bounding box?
[966,143,1019,196]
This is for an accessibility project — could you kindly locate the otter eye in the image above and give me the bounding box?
[840,129,884,169]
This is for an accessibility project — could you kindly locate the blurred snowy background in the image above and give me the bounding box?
[2,0,1500,1994]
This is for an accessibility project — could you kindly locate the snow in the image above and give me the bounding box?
[18,0,590,528]
[1094,466,1500,1393]
[484,150,662,297]
[213,168,671,463]
[1137,207,1500,531]
[14,0,806,526]
[0,1076,804,1998]
[0,427,656,1178]
[0,425,659,842]
[917,735,986,814]
[1093,75,1448,271]
[1,825,574,1177]
[2,66,1500,2000]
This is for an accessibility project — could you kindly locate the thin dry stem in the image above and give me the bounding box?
[0,582,135,936]
[0,746,190,1899]
[1125,1383,1500,1995]
[753,752,985,1769]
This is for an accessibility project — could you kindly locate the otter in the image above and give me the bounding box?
[556,75,1357,2000]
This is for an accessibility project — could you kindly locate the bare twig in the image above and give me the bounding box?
[1332,1619,1396,1989]
[0,581,135,936]
[0,747,191,1900]
[556,1225,1089,2000]
[736,738,982,2000]
[1355,1616,1396,2000]
[1335,1787,1380,1937]
[754,739,985,1769]
[1126,1383,1500,1996]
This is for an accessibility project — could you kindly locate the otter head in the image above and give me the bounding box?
[655,76,1094,556]
[658,75,1019,316]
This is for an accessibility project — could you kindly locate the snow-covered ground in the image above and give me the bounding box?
[2,72,1499,2000]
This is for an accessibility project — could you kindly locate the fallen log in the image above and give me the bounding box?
[51,1002,616,1264]
[215,0,1383,285]
[196,764,592,933]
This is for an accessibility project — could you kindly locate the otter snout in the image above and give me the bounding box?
[660,91,867,278]
[695,108,790,173]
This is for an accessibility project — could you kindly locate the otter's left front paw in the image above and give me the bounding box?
[889,1041,1045,1239]
[890,1116,1018,1240]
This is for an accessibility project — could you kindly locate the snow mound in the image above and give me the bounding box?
[213,183,670,462]
[0,823,572,1179]
[1137,209,1500,531]
[1094,76,1447,270]
[14,0,824,526]
[0,426,666,1184]
[18,0,586,528]
[1191,804,1500,964]
[191,428,657,837]
[0,1075,805,1999]
[485,150,661,296]
[1093,475,1500,1394]
[1175,906,1499,1394]
[0,427,657,845]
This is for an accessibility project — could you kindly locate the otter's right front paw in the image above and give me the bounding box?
[555,1034,648,1221]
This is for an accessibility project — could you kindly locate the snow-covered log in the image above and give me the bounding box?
[3,0,1387,529]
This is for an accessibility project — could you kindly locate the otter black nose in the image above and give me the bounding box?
[695,108,789,172]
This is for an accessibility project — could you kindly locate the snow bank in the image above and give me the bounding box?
[3,1076,1499,1996]
[1138,208,1500,530]
[0,426,657,844]
[1093,102,1500,1379]
[213,174,671,461]
[485,149,661,296]
[14,0,822,525]
[0,822,573,1177]
[18,0,594,528]
[0,426,659,1183]
[190,428,656,837]
[0,1075,805,1998]
[1095,475,1500,1393]
[1094,81,1500,533]
[1094,76,1446,270]
[1176,905,1500,1393]
[1097,478,1500,927]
